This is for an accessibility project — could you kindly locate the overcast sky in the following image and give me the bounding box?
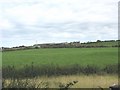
[0,0,119,47]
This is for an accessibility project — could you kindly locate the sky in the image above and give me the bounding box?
[0,0,119,47]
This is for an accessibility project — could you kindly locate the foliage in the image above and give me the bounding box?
[2,64,118,79]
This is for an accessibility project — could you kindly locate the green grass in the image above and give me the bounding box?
[2,48,118,68]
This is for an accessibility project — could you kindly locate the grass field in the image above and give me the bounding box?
[2,47,118,88]
[2,48,118,68]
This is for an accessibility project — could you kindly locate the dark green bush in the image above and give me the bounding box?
[103,64,118,74]
[2,63,118,79]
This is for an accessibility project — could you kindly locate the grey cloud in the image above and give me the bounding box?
[0,0,118,47]
[2,21,117,40]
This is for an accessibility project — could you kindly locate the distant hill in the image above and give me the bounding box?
[80,40,120,47]
[2,40,120,51]
[34,40,120,48]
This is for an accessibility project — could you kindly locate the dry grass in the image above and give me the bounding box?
[4,74,118,88]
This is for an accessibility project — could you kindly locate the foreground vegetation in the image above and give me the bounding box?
[2,64,118,79]
[3,75,118,88]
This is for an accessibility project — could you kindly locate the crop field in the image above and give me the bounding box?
[2,48,118,68]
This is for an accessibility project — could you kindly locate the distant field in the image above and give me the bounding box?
[81,40,119,47]
[2,48,118,68]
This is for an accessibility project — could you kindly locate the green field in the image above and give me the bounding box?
[2,48,118,68]
[81,41,118,47]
